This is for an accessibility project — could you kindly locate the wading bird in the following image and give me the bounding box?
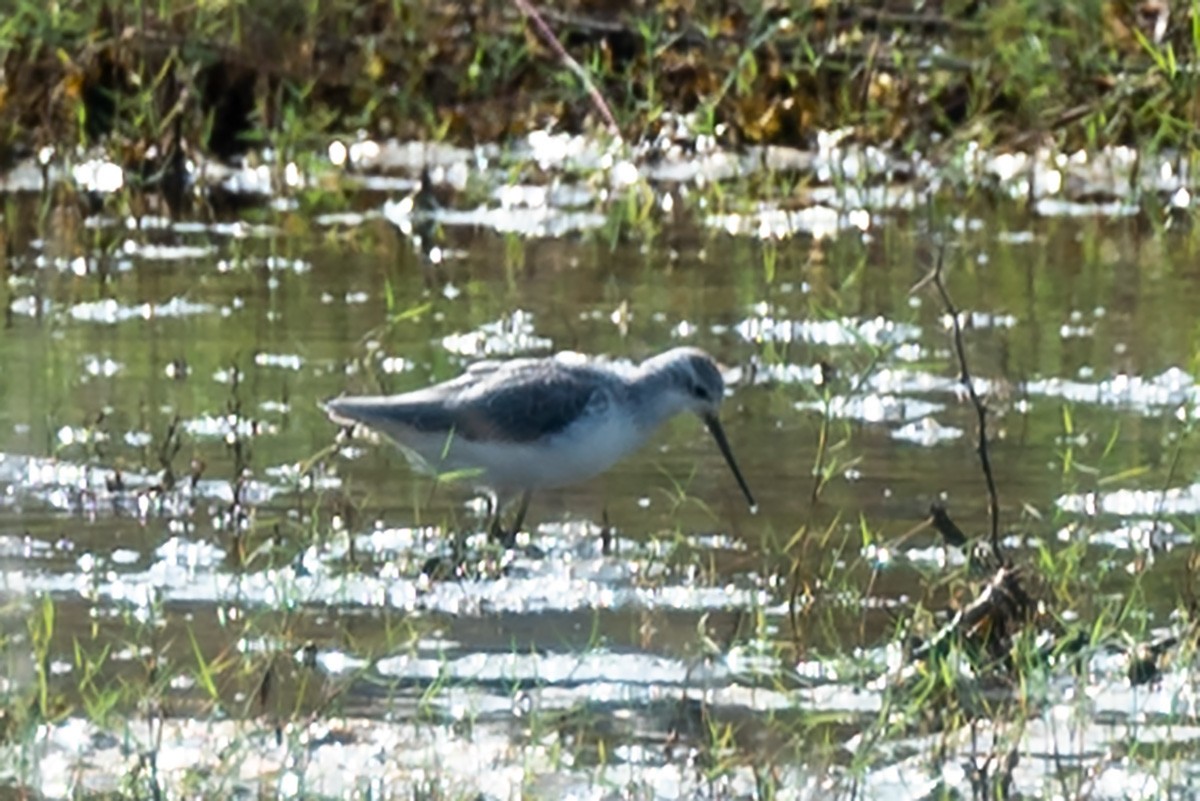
[325,346,756,543]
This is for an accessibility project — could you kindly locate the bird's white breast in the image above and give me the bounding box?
[434,396,645,492]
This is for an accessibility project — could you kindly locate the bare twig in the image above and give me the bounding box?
[512,0,622,140]
[920,240,1004,563]
[909,564,1031,664]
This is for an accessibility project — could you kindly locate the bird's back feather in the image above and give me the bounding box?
[324,356,616,444]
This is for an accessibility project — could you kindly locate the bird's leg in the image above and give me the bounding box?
[508,490,533,540]
[488,490,532,547]
[485,491,506,542]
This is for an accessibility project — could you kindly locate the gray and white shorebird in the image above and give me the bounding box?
[323,346,757,542]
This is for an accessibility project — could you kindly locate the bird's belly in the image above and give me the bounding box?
[531,413,647,488]
[374,411,647,492]
[448,412,644,491]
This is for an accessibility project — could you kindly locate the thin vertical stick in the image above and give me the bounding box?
[916,240,1004,563]
[512,0,622,140]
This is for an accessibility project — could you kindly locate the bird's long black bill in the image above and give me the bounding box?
[703,413,757,511]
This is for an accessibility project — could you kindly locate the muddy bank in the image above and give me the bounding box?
[2,0,1195,165]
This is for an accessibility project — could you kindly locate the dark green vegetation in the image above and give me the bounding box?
[5,0,1200,162]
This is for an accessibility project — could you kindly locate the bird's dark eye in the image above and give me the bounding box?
[692,384,711,401]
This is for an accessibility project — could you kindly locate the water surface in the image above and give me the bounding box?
[3,140,1200,798]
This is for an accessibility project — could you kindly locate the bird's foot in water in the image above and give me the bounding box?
[485,490,533,549]
[421,543,515,581]
[484,512,546,560]
[488,517,519,549]
[420,507,543,580]
[420,535,545,580]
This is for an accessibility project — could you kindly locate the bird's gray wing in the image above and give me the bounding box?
[326,359,604,444]
[442,360,604,442]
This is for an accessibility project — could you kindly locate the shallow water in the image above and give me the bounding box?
[4,136,1200,798]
